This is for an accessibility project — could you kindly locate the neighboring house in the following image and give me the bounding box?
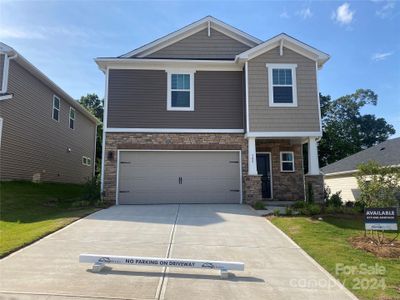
[321,137,400,202]
[0,42,98,184]
[96,16,329,205]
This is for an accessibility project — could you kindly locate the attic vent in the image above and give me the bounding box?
[380,147,386,151]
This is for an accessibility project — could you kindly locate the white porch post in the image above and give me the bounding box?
[248,137,258,175]
[308,137,320,175]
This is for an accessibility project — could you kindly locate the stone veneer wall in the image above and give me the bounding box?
[103,133,249,203]
[256,139,305,201]
[305,175,324,203]
[244,175,262,204]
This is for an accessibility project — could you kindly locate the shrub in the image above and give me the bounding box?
[356,161,400,208]
[273,208,281,216]
[82,176,101,205]
[323,185,331,203]
[285,206,293,216]
[326,191,343,207]
[354,201,365,213]
[292,200,306,209]
[300,203,321,216]
[344,201,354,208]
[253,201,265,210]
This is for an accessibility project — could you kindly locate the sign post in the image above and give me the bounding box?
[79,254,244,279]
[364,207,398,231]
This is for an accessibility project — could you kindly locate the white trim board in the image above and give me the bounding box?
[100,68,109,193]
[115,149,243,205]
[0,117,3,147]
[106,128,245,133]
[95,59,243,73]
[120,16,261,58]
[236,33,330,68]
[246,131,322,138]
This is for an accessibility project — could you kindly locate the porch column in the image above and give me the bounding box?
[248,137,258,175]
[307,137,320,175]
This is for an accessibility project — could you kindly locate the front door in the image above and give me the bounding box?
[256,153,272,199]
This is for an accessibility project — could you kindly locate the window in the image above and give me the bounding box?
[167,71,194,111]
[69,107,75,129]
[266,64,297,107]
[52,95,60,121]
[280,151,295,172]
[82,156,91,166]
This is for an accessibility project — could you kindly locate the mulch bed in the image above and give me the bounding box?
[349,236,400,258]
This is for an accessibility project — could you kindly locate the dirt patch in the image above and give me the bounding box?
[349,236,400,258]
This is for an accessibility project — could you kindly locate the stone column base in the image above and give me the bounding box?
[244,175,262,204]
[305,174,324,203]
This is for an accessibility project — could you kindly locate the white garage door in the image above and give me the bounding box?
[117,151,241,204]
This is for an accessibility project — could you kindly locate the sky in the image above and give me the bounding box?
[0,0,399,137]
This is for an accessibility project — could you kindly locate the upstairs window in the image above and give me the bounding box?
[52,95,60,121]
[266,64,297,107]
[280,151,295,172]
[69,107,75,129]
[167,71,194,111]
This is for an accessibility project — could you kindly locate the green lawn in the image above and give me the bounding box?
[271,216,400,300]
[0,181,99,257]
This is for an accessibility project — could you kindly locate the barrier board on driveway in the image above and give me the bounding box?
[79,254,244,278]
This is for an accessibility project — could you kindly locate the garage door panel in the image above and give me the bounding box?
[117,151,241,204]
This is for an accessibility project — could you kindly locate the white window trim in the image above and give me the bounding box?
[166,70,195,111]
[280,151,295,172]
[266,63,298,107]
[52,95,60,122]
[69,107,75,130]
[82,156,87,165]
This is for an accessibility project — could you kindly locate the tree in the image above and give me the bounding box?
[79,94,103,175]
[318,89,395,166]
[356,161,400,208]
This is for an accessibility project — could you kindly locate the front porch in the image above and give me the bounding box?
[245,137,324,203]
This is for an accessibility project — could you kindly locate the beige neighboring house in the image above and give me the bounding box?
[97,16,330,205]
[321,137,400,202]
[0,42,98,184]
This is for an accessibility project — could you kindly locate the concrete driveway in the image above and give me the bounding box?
[0,205,356,300]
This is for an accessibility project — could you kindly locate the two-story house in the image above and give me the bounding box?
[96,16,329,205]
[0,42,98,184]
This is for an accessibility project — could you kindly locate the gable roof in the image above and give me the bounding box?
[0,42,99,124]
[321,137,400,175]
[235,33,330,68]
[120,16,262,58]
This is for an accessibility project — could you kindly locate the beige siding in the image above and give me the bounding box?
[324,175,360,202]
[248,47,320,132]
[145,28,251,59]
[0,60,96,184]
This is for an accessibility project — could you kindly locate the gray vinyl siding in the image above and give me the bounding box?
[0,54,4,88]
[248,47,320,132]
[0,59,96,184]
[107,69,244,129]
[143,28,251,60]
